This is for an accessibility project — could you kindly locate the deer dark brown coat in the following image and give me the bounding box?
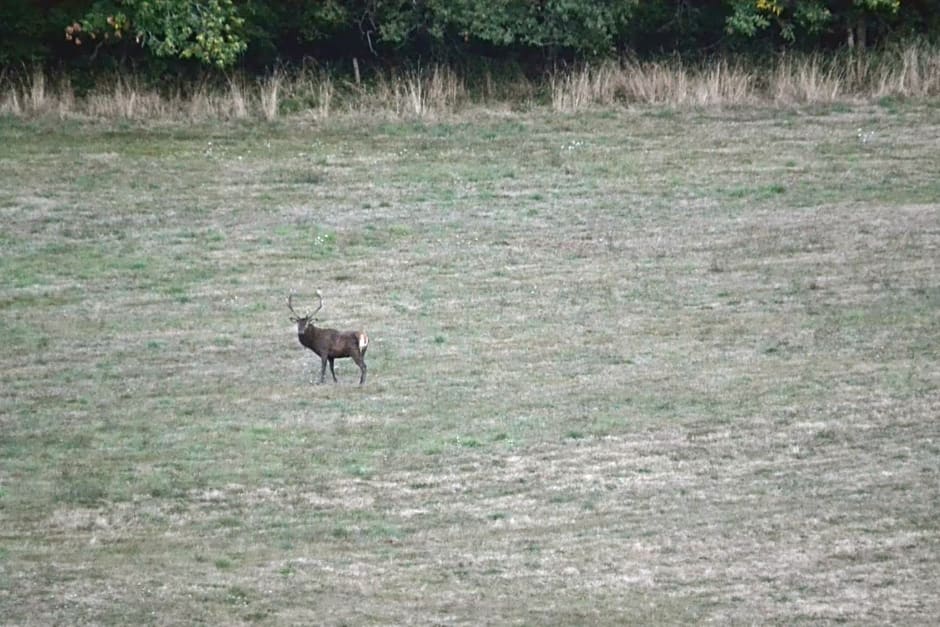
[289,292,369,385]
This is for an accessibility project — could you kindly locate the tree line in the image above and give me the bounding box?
[2,1,938,73]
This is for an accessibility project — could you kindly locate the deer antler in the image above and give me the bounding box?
[288,290,324,321]
[287,290,306,321]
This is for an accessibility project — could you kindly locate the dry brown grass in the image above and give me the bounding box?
[553,58,758,111]
[2,43,939,120]
[551,44,940,112]
[365,65,468,117]
[258,70,284,122]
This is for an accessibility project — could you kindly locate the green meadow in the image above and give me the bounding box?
[1,103,939,623]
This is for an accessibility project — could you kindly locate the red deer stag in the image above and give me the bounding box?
[288,290,369,385]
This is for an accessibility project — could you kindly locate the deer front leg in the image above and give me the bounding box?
[318,357,329,384]
[328,357,338,383]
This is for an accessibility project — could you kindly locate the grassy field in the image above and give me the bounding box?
[1,103,939,624]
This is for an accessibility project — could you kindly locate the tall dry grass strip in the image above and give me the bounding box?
[550,62,620,112]
[259,70,283,121]
[317,76,334,119]
[886,42,940,97]
[772,55,843,104]
[367,65,466,118]
[227,76,250,119]
[694,59,754,106]
[25,68,49,113]
[84,75,157,119]
[1,44,938,121]
[0,87,21,115]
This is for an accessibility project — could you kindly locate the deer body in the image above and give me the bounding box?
[289,292,368,385]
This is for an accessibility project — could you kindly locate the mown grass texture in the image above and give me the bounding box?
[1,104,939,623]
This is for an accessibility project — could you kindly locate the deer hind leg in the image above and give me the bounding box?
[351,351,367,385]
[328,357,338,383]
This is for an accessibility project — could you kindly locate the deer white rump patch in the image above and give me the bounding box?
[358,332,369,351]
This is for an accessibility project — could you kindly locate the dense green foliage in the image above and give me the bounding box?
[2,1,939,71]
[67,0,246,68]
